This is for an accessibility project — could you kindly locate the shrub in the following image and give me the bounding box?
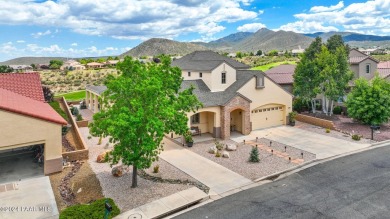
[214,140,224,151]
[76,114,83,121]
[215,151,222,157]
[249,146,260,162]
[59,198,120,219]
[153,165,159,173]
[352,134,361,141]
[333,106,342,115]
[72,107,79,116]
[293,98,308,113]
[325,128,330,133]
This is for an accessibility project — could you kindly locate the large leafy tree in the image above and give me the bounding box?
[89,56,202,188]
[0,65,13,73]
[49,60,63,69]
[293,37,323,112]
[346,76,390,125]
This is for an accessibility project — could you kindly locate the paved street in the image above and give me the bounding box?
[175,145,390,219]
[231,126,370,159]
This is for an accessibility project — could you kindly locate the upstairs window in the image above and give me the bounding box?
[188,72,191,77]
[191,113,200,124]
[221,72,226,84]
[366,64,371,74]
[199,72,202,78]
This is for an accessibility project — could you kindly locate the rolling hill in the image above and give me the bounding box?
[120,38,209,57]
[0,57,69,65]
[304,31,390,42]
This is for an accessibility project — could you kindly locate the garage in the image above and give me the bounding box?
[251,104,285,130]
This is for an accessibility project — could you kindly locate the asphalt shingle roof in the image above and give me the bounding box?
[172,51,250,71]
[265,65,296,84]
[0,72,44,102]
[86,85,107,95]
[181,70,262,107]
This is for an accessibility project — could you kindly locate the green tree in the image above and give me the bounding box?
[236,51,243,59]
[107,56,113,61]
[0,65,13,73]
[248,146,260,162]
[89,56,202,188]
[326,35,348,55]
[346,76,390,125]
[49,60,63,69]
[256,50,263,56]
[97,58,106,63]
[267,50,278,56]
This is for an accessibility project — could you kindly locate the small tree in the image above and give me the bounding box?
[0,65,13,73]
[89,56,202,188]
[267,50,278,56]
[49,60,63,69]
[249,146,260,162]
[236,51,243,59]
[256,50,263,56]
[346,76,390,125]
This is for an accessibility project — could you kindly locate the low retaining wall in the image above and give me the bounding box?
[59,97,89,160]
[76,120,88,127]
[296,114,336,130]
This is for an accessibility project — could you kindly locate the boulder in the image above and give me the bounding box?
[112,166,123,177]
[208,146,217,154]
[96,151,108,163]
[226,144,237,151]
[222,151,230,158]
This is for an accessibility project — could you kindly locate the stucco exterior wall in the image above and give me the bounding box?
[358,59,377,80]
[181,71,212,90]
[0,110,63,174]
[238,77,293,117]
[210,63,236,92]
[349,64,360,78]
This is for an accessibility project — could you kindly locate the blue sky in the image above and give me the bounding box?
[0,0,389,61]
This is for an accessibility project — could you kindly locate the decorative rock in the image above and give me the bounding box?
[112,166,123,177]
[222,151,230,158]
[226,144,237,151]
[208,146,217,154]
[96,151,110,163]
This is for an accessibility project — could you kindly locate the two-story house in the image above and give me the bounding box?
[349,49,379,81]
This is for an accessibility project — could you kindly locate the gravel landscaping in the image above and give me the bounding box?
[80,127,199,212]
[188,139,315,181]
[295,121,374,144]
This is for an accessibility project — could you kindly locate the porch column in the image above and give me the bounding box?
[90,92,94,110]
[94,94,99,112]
[85,91,90,109]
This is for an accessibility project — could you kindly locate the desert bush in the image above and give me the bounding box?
[352,134,361,141]
[325,128,330,133]
[153,165,159,173]
[59,198,120,219]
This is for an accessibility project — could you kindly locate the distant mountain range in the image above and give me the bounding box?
[2,28,390,65]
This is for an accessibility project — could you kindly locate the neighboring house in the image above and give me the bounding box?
[85,85,106,113]
[349,49,379,81]
[86,51,293,140]
[0,73,67,175]
[9,65,33,72]
[61,60,85,71]
[86,62,104,69]
[359,48,385,55]
[378,61,390,69]
[292,47,304,56]
[264,64,296,93]
[106,60,119,67]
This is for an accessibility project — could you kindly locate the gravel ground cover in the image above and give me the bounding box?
[295,121,374,144]
[301,112,390,142]
[188,139,315,181]
[80,127,197,212]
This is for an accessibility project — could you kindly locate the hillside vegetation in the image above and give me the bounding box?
[251,61,297,71]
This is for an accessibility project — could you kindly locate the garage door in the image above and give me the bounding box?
[251,105,285,130]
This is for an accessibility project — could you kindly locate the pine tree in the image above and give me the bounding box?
[249,146,260,163]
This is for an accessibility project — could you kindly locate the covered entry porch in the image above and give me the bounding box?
[188,107,221,138]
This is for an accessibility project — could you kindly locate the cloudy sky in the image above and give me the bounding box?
[0,0,389,61]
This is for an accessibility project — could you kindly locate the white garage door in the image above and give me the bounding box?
[251,105,285,130]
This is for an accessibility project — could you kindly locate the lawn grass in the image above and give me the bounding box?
[251,61,297,71]
[49,101,69,121]
[55,90,86,101]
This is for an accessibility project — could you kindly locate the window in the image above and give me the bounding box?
[191,113,200,124]
[188,72,191,77]
[199,72,202,78]
[221,72,226,84]
[366,64,371,74]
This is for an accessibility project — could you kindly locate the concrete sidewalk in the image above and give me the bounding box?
[160,138,252,195]
[231,126,370,159]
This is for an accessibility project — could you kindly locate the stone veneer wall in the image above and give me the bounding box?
[296,114,336,130]
[221,96,251,139]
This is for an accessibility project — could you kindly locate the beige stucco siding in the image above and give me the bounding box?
[349,64,360,79]
[238,77,292,126]
[181,71,212,90]
[210,63,236,92]
[0,110,63,174]
[358,59,377,80]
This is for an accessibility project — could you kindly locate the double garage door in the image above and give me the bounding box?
[251,105,285,130]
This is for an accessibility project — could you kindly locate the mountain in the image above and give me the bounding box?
[232,28,314,52]
[304,31,390,42]
[205,32,254,49]
[121,38,209,57]
[0,57,69,65]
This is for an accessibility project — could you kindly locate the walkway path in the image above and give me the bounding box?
[160,138,252,195]
[231,126,370,159]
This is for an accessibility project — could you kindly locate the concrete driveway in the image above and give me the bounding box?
[231,126,370,159]
[0,176,59,219]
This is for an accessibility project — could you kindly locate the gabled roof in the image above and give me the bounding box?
[378,61,390,69]
[349,49,379,64]
[172,51,250,71]
[0,72,45,102]
[264,65,296,85]
[0,88,67,125]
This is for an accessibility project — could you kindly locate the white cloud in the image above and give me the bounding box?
[279,0,390,35]
[237,23,266,32]
[1,42,17,54]
[310,1,344,13]
[16,40,25,43]
[31,30,51,38]
[0,0,258,40]
[71,43,78,47]
[258,10,264,15]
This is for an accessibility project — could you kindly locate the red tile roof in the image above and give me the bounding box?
[265,65,296,84]
[378,61,390,69]
[0,72,44,102]
[0,88,67,125]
